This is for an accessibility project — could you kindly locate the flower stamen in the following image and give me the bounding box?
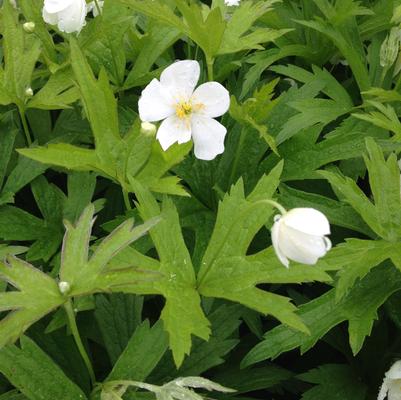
[175,101,193,119]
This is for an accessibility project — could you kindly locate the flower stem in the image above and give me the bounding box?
[206,56,214,81]
[258,199,287,215]
[122,188,132,210]
[18,107,32,146]
[64,299,96,385]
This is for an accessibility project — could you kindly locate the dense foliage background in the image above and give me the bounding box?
[0,0,401,399]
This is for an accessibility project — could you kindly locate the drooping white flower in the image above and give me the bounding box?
[42,0,87,33]
[378,361,401,400]
[138,60,230,161]
[271,207,332,268]
[86,0,104,17]
[225,0,240,5]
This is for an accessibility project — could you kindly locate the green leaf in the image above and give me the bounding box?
[352,101,401,141]
[242,263,401,366]
[59,204,160,296]
[299,364,367,400]
[18,0,56,63]
[278,184,373,236]
[229,80,279,154]
[0,115,17,190]
[70,38,122,165]
[197,163,327,333]
[27,68,79,110]
[0,0,41,106]
[219,0,287,55]
[124,22,180,89]
[173,304,242,377]
[63,172,97,223]
[320,138,401,241]
[106,320,168,382]
[0,336,87,400]
[129,178,210,366]
[215,365,293,394]
[0,390,28,400]
[295,17,370,91]
[0,257,64,349]
[94,293,143,364]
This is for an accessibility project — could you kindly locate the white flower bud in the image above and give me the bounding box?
[9,0,17,9]
[378,361,401,400]
[380,27,401,68]
[25,87,34,97]
[271,208,332,268]
[58,281,71,294]
[140,121,157,136]
[42,0,87,34]
[23,21,35,33]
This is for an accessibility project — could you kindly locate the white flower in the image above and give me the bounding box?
[378,361,401,400]
[42,0,87,34]
[271,208,332,268]
[225,0,240,5]
[86,0,104,17]
[138,60,230,161]
[9,0,17,8]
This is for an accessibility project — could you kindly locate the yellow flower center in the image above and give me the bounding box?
[175,100,205,120]
[175,101,193,119]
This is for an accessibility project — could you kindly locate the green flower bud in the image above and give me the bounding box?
[380,27,401,68]
[23,21,35,33]
[140,121,157,136]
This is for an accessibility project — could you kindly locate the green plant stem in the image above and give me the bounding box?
[18,107,32,146]
[123,188,132,210]
[206,56,214,81]
[64,299,96,385]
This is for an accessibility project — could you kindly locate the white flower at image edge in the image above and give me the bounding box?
[42,0,87,33]
[138,60,230,161]
[378,361,401,400]
[225,0,240,5]
[271,208,332,268]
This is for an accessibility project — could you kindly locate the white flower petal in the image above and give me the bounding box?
[43,0,73,13]
[42,8,59,25]
[271,217,289,268]
[387,379,401,400]
[277,226,330,265]
[192,82,230,118]
[49,0,87,33]
[386,361,401,380]
[283,208,331,236]
[191,115,226,160]
[378,382,387,400]
[160,60,200,99]
[138,79,175,122]
[156,115,192,151]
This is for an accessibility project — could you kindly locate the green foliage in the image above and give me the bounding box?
[2,1,401,399]
[299,364,367,400]
[0,336,87,400]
